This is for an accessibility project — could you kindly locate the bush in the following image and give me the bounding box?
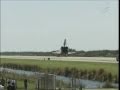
[1,63,116,83]
[103,81,114,88]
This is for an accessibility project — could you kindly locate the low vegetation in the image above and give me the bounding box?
[1,58,118,83]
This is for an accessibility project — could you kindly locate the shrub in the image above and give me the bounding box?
[103,81,114,88]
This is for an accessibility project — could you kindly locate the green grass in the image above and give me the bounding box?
[3,80,118,90]
[1,72,118,90]
[15,80,35,90]
[3,80,35,90]
[1,58,118,75]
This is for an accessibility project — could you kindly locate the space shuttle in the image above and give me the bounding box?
[52,39,76,56]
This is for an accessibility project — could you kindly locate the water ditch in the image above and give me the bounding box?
[0,67,118,89]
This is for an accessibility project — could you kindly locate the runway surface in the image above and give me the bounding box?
[0,56,118,63]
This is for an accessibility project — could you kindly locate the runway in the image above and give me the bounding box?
[0,56,118,63]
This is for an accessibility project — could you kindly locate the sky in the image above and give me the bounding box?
[1,0,119,52]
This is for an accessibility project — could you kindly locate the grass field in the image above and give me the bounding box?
[2,79,118,90]
[3,80,118,90]
[1,58,118,75]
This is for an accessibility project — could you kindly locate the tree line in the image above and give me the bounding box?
[0,50,118,57]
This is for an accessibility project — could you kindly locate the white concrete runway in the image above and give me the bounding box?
[0,56,118,63]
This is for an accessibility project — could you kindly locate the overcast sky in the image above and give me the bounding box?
[1,0,118,52]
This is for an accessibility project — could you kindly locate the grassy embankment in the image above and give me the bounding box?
[1,58,118,75]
